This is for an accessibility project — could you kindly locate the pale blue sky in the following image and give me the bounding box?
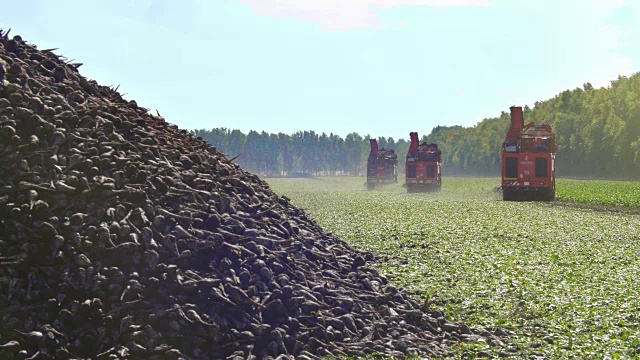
[3,0,638,139]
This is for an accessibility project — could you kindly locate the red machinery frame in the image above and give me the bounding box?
[405,132,442,193]
[366,139,398,190]
[501,106,556,201]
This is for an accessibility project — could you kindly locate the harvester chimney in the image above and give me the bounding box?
[509,106,524,136]
[408,132,419,155]
[369,139,378,156]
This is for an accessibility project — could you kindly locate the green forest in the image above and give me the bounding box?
[193,73,640,179]
[191,128,409,177]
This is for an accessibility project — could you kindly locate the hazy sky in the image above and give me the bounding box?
[3,0,639,139]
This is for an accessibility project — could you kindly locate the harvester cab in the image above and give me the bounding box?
[501,106,556,201]
[366,139,398,190]
[405,132,442,193]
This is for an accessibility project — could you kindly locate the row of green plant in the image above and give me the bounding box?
[556,179,640,208]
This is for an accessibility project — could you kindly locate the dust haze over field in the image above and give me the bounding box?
[269,176,502,200]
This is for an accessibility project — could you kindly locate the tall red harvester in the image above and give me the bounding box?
[366,139,398,189]
[405,132,442,192]
[501,106,557,201]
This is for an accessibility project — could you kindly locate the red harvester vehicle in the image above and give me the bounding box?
[366,139,398,190]
[501,106,557,201]
[405,132,442,192]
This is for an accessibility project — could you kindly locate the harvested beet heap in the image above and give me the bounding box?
[0,30,498,359]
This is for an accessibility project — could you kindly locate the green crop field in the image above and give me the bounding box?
[556,179,640,209]
[267,177,640,359]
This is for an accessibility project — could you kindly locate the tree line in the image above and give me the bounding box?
[190,129,408,176]
[193,72,640,179]
[423,73,640,178]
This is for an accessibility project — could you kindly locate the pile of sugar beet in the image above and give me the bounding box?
[0,29,505,359]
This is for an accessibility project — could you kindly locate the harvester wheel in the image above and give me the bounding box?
[543,188,555,201]
[502,188,514,201]
[530,189,555,201]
